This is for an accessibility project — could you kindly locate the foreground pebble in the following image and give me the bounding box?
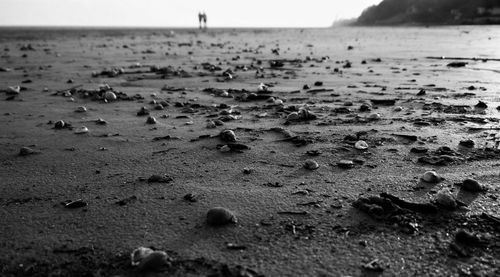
[421,171,440,183]
[460,178,486,192]
[207,207,237,226]
[130,247,169,271]
[304,159,320,170]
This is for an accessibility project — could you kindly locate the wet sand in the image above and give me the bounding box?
[1,26,500,276]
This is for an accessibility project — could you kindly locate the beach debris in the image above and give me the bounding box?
[74,126,89,134]
[63,199,87,209]
[146,116,157,124]
[220,129,237,142]
[304,159,320,170]
[206,207,237,226]
[354,140,369,150]
[137,107,150,116]
[19,146,38,156]
[458,178,486,192]
[130,247,169,271]
[75,106,87,113]
[147,174,173,183]
[421,171,441,183]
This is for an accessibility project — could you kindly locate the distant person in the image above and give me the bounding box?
[198,12,203,29]
[202,12,207,30]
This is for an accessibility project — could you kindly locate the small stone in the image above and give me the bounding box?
[421,171,440,183]
[314,81,323,86]
[219,145,231,152]
[359,103,372,112]
[459,140,474,148]
[220,130,237,142]
[137,251,169,272]
[435,188,457,209]
[206,121,217,129]
[304,159,320,170]
[206,207,237,226]
[54,120,66,129]
[368,113,381,120]
[154,104,164,110]
[354,140,369,150]
[243,167,253,174]
[303,84,310,90]
[75,106,87,113]
[274,99,284,105]
[64,199,87,209]
[74,126,89,134]
[475,101,487,109]
[417,89,426,96]
[146,116,157,124]
[338,160,354,169]
[19,146,36,156]
[287,112,300,121]
[137,107,150,116]
[6,86,20,95]
[410,146,428,153]
[104,91,117,101]
[183,193,197,202]
[147,174,173,183]
[95,118,107,125]
[131,247,154,266]
[460,178,486,192]
[394,106,403,112]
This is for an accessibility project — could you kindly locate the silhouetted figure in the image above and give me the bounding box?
[198,12,203,29]
[202,12,207,29]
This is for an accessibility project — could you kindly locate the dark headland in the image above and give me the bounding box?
[356,0,500,25]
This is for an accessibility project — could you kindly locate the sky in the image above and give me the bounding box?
[0,0,383,28]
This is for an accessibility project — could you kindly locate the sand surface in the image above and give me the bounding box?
[1,26,500,276]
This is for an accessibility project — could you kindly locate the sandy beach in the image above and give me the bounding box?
[1,26,500,276]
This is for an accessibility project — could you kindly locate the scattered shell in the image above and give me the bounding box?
[220,130,237,142]
[146,116,157,124]
[131,247,155,266]
[354,140,369,150]
[104,91,117,101]
[206,207,237,226]
[460,178,486,192]
[54,120,66,129]
[75,106,87,113]
[19,146,36,156]
[421,171,440,183]
[304,159,320,170]
[74,126,89,134]
[435,188,457,209]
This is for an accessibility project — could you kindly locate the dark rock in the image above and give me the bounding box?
[206,207,237,226]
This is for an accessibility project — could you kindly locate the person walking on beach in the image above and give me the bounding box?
[202,12,208,30]
[198,12,203,29]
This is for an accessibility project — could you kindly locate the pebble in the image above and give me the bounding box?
[304,159,320,170]
[104,91,117,101]
[64,199,88,209]
[74,126,89,134]
[75,106,87,113]
[206,207,237,226]
[354,140,369,150]
[410,146,428,153]
[459,139,474,148]
[243,167,253,174]
[460,178,485,192]
[287,112,300,121]
[220,130,237,142]
[54,120,66,129]
[368,113,381,120]
[19,146,36,156]
[7,86,20,95]
[435,188,457,209]
[95,118,107,125]
[206,121,217,129]
[137,107,150,116]
[146,116,157,124]
[130,247,169,271]
[147,174,173,183]
[337,160,354,169]
[359,103,372,112]
[131,247,154,266]
[421,171,440,183]
[154,104,164,110]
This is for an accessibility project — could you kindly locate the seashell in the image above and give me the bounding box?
[54,120,66,129]
[146,116,157,124]
[75,106,87,113]
[422,171,440,183]
[354,140,369,150]
[131,247,154,266]
[435,188,457,209]
[104,91,117,101]
[220,130,237,142]
[287,112,299,121]
[207,207,237,226]
[137,251,169,272]
[74,126,89,134]
[304,159,320,170]
[461,178,486,192]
